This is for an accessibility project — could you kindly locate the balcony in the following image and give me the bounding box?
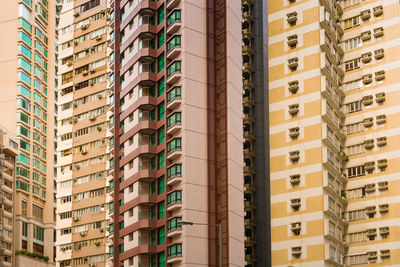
[167,86,182,110]
[167,112,181,135]
[167,61,182,84]
[167,191,182,212]
[361,52,372,63]
[362,74,372,84]
[376,114,386,124]
[377,137,387,146]
[361,31,372,41]
[373,27,384,38]
[373,6,383,16]
[167,0,181,10]
[167,10,181,35]
[364,139,374,150]
[360,10,371,20]
[167,164,182,185]
[167,35,181,60]
[375,70,385,81]
[167,138,182,160]
[362,95,373,106]
[376,92,385,103]
[374,49,384,60]
[287,34,298,47]
[288,80,299,93]
[286,12,297,24]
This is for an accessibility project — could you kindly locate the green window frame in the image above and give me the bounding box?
[33,158,40,170]
[18,98,31,112]
[158,78,165,96]
[157,151,165,170]
[18,31,32,45]
[167,217,182,232]
[157,29,165,48]
[167,112,181,128]
[119,244,124,253]
[34,41,42,52]
[157,102,165,120]
[158,176,165,195]
[34,53,42,65]
[157,4,165,24]
[18,71,31,85]
[20,140,30,151]
[17,167,30,179]
[17,84,31,98]
[167,35,181,52]
[167,190,182,206]
[157,127,165,145]
[18,45,31,59]
[18,58,31,72]
[167,10,181,27]
[167,164,182,180]
[157,226,165,244]
[157,53,165,72]
[167,61,181,77]
[158,252,165,267]
[18,153,30,165]
[18,126,30,138]
[18,18,32,32]
[34,92,41,103]
[167,244,182,258]
[157,201,165,219]
[167,86,181,102]
[16,180,30,192]
[167,138,182,154]
[18,112,31,125]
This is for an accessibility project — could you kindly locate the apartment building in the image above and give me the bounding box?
[242,0,271,266]
[0,0,56,266]
[108,0,243,266]
[269,0,400,266]
[55,0,110,266]
[0,127,19,267]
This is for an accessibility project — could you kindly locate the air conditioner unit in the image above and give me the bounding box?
[80,232,86,237]
[96,35,102,41]
[76,165,80,170]
[90,68,96,74]
[66,61,72,67]
[81,150,87,155]
[74,40,78,46]
[89,116,96,121]
[82,70,89,76]
[95,241,101,246]
[99,228,104,232]
[61,247,66,251]
[73,216,79,221]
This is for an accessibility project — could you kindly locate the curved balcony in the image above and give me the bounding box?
[167,86,181,110]
[167,0,181,10]
[167,138,182,161]
[167,112,181,135]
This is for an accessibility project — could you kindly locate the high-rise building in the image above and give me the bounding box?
[269,0,400,266]
[55,0,111,266]
[241,0,271,266]
[108,0,243,266]
[0,127,19,267]
[0,0,56,265]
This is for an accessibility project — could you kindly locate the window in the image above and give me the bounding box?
[167,35,181,52]
[158,102,165,120]
[158,252,165,267]
[158,176,165,194]
[346,100,362,113]
[347,165,365,178]
[167,191,182,206]
[344,16,360,29]
[21,201,27,217]
[167,112,181,128]
[157,29,164,48]
[167,244,182,258]
[157,4,165,24]
[22,222,28,237]
[157,151,165,170]
[157,53,165,72]
[157,127,165,144]
[167,138,181,154]
[157,226,165,244]
[167,61,181,76]
[157,201,165,219]
[167,86,181,102]
[167,164,182,180]
[345,58,361,72]
[33,225,44,242]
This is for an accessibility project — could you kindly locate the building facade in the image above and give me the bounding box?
[269,0,400,266]
[55,0,111,266]
[108,0,244,266]
[0,127,19,267]
[242,0,271,266]
[0,0,56,265]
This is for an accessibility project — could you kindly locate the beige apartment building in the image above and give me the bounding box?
[0,127,19,267]
[0,0,57,266]
[55,0,110,266]
[269,0,400,266]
